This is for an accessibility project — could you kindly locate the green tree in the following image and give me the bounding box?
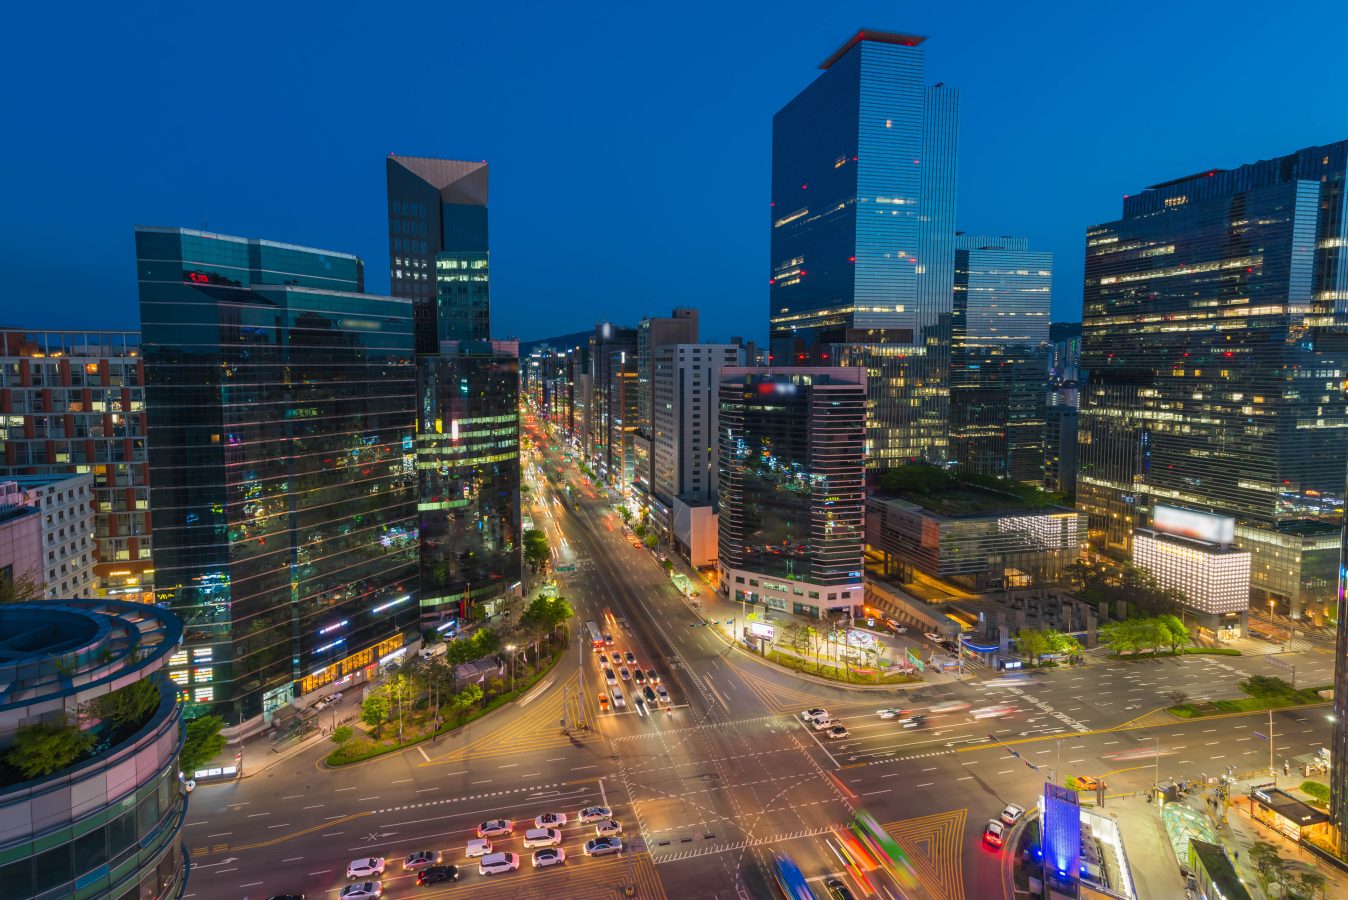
[1293,869,1327,900]
[385,672,420,744]
[1246,841,1286,890]
[451,683,484,718]
[643,533,658,549]
[92,678,162,729]
[0,565,42,603]
[360,690,393,739]
[661,558,675,575]
[330,725,353,745]
[1016,627,1052,664]
[1158,614,1190,653]
[633,522,647,539]
[5,721,96,778]
[1049,630,1084,659]
[523,529,551,573]
[179,714,226,774]
[1240,675,1294,699]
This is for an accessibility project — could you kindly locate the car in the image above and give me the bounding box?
[643,685,656,702]
[619,666,631,681]
[478,852,521,876]
[523,827,562,848]
[340,883,382,899]
[611,688,626,708]
[477,819,514,838]
[594,819,623,837]
[801,708,828,722]
[579,805,613,823]
[812,717,839,731]
[899,715,926,729]
[984,820,1006,847]
[624,651,637,665]
[970,705,1014,720]
[1076,776,1106,791]
[656,685,671,703]
[824,877,857,900]
[532,847,566,868]
[535,811,568,828]
[633,669,647,685]
[346,858,386,879]
[598,653,611,667]
[604,633,614,646]
[603,667,618,685]
[416,865,460,886]
[312,696,331,711]
[825,724,850,739]
[584,837,623,856]
[403,851,441,871]
[924,632,944,642]
[929,701,971,714]
[877,708,904,720]
[1000,804,1026,825]
[645,669,660,684]
[465,838,492,858]
[267,895,306,900]
[598,693,610,710]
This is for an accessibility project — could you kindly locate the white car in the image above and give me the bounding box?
[656,684,671,704]
[1000,803,1026,825]
[801,708,828,722]
[346,858,385,879]
[594,819,623,837]
[340,882,382,899]
[532,847,566,868]
[478,851,520,876]
[477,819,515,838]
[523,827,562,849]
[971,705,1014,720]
[535,811,568,828]
[825,724,850,740]
[579,806,613,823]
[924,632,944,643]
[877,708,903,720]
[812,717,839,731]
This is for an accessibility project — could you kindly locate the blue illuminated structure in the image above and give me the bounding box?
[1041,782,1081,892]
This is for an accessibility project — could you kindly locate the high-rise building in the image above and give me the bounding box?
[950,234,1052,482]
[0,329,152,599]
[1333,508,1348,855]
[587,323,638,480]
[138,227,420,727]
[652,343,742,508]
[717,367,866,619]
[1078,141,1348,622]
[417,341,521,620]
[2,474,96,598]
[1044,406,1078,496]
[386,155,489,352]
[770,29,959,467]
[636,310,698,433]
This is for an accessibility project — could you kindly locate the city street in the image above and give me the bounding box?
[180,425,1337,900]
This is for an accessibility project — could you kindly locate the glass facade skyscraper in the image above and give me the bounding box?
[138,227,420,726]
[950,235,1053,482]
[770,29,959,467]
[1078,141,1348,620]
[717,368,866,619]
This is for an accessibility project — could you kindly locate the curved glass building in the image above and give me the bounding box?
[0,599,187,899]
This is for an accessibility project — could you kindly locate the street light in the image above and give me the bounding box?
[506,644,516,691]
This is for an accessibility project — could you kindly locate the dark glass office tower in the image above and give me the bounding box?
[586,323,638,480]
[717,368,866,619]
[950,235,1052,483]
[386,155,489,352]
[138,228,419,726]
[417,342,521,618]
[770,29,959,467]
[1078,141,1348,620]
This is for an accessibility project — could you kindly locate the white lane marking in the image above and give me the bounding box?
[417,746,431,763]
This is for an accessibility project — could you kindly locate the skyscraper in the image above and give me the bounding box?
[138,227,420,726]
[386,155,489,352]
[586,323,638,480]
[770,29,959,467]
[1077,141,1348,622]
[652,343,743,509]
[950,234,1052,482]
[717,368,866,619]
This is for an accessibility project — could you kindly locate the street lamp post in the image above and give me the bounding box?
[506,644,516,691]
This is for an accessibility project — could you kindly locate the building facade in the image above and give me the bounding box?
[717,368,866,618]
[0,329,151,599]
[386,155,489,353]
[0,599,188,900]
[770,29,959,468]
[587,323,638,480]
[950,235,1052,483]
[1078,141,1348,620]
[138,227,420,728]
[1044,406,1079,496]
[652,343,743,509]
[2,475,96,599]
[1132,507,1250,639]
[0,502,41,597]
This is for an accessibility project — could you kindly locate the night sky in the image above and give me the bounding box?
[3,0,1345,343]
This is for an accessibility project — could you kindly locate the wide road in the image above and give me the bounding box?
[182,420,1335,900]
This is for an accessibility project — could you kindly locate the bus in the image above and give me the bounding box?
[772,854,815,900]
[585,621,604,651]
[851,811,918,891]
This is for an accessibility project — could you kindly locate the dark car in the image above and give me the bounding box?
[416,866,460,886]
[268,895,306,900]
[643,685,656,702]
[824,878,856,900]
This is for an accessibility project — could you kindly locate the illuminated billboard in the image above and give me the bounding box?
[1152,505,1234,545]
[749,621,776,640]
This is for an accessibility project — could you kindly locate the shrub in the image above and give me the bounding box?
[5,722,96,778]
[330,725,354,745]
[1300,780,1331,806]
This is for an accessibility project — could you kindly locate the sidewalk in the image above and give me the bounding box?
[1220,790,1348,896]
[1106,795,1188,900]
[195,689,363,785]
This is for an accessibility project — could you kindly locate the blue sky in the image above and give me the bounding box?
[2,0,1345,343]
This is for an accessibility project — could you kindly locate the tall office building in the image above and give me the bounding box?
[587,323,638,480]
[138,227,420,727]
[770,29,959,468]
[717,368,866,619]
[417,342,521,619]
[652,343,743,508]
[1078,141,1348,621]
[1334,513,1348,855]
[950,234,1052,482]
[0,329,152,599]
[386,155,489,352]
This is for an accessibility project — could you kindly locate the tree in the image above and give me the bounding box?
[1158,614,1190,653]
[385,672,420,744]
[0,565,42,603]
[360,691,393,739]
[643,533,658,549]
[330,725,354,746]
[1240,675,1294,699]
[1049,630,1084,660]
[5,721,96,778]
[1246,841,1286,890]
[92,678,162,730]
[523,529,551,573]
[1016,628,1052,664]
[1167,689,1189,707]
[451,683,483,719]
[179,715,226,774]
[1293,869,1327,900]
[661,558,675,575]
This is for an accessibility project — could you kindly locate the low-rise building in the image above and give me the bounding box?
[2,474,96,599]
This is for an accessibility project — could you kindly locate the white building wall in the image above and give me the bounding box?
[1,474,97,599]
[653,344,742,507]
[1133,530,1250,615]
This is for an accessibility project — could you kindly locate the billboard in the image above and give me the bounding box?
[749,621,776,640]
[1152,505,1234,545]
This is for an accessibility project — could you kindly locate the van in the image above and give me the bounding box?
[812,717,838,731]
[478,852,520,876]
[611,688,626,709]
[523,828,561,849]
[465,838,492,858]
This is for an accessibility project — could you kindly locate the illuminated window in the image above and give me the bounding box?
[194,687,214,703]
[168,669,189,685]
[194,667,213,682]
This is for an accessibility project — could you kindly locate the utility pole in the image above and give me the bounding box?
[1154,736,1160,796]
[1268,708,1276,785]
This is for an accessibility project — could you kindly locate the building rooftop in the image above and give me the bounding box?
[1134,527,1249,555]
[872,473,1073,519]
[1250,786,1329,826]
[1189,840,1252,900]
[820,28,926,69]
